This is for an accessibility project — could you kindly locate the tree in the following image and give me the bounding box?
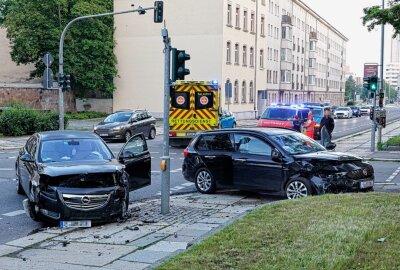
[3,0,117,98]
[363,0,400,36]
[345,76,357,100]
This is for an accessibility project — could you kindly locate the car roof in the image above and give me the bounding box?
[38,130,100,141]
[198,127,296,136]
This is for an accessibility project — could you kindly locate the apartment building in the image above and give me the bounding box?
[113,0,347,118]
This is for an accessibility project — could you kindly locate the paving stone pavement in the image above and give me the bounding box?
[0,192,272,269]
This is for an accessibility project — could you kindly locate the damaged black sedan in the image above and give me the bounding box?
[16,131,151,226]
[182,128,374,199]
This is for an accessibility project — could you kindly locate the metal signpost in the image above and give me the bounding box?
[161,27,171,214]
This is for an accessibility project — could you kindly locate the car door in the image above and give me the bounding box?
[118,134,151,191]
[232,133,283,191]
[19,136,35,193]
[196,133,233,185]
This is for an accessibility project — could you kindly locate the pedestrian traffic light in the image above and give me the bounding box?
[64,74,71,90]
[379,92,384,108]
[154,1,163,23]
[370,76,378,92]
[171,48,190,82]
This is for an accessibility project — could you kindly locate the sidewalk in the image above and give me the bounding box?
[0,193,273,269]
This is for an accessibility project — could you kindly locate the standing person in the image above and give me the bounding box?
[303,111,316,139]
[292,115,301,132]
[320,108,335,141]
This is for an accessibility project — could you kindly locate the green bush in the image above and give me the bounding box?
[66,111,108,120]
[346,101,355,106]
[0,109,68,136]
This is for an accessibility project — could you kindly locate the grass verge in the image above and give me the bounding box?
[158,193,400,270]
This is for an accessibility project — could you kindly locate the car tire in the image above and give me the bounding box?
[124,131,132,142]
[16,169,24,195]
[195,168,216,194]
[285,178,312,199]
[148,128,156,140]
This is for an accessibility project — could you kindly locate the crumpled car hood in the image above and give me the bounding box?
[293,151,362,162]
[39,160,123,177]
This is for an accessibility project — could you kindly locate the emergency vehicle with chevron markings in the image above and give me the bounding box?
[169,80,220,146]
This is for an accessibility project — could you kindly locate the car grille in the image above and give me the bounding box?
[347,167,374,180]
[62,194,111,211]
[96,129,110,133]
[336,113,344,116]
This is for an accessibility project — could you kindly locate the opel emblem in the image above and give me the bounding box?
[362,169,368,176]
[81,196,91,205]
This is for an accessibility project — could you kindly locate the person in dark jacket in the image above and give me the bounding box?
[292,115,301,132]
[320,108,335,140]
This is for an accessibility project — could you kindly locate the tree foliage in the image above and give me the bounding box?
[363,0,400,37]
[3,0,117,98]
[345,76,357,99]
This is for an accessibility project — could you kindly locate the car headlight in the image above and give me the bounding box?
[113,126,123,131]
[94,126,98,131]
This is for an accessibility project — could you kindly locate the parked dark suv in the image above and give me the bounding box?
[182,128,374,199]
[94,110,156,142]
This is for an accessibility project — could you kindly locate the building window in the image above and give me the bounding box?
[242,81,247,103]
[226,42,231,64]
[260,49,264,69]
[234,43,239,65]
[309,58,316,68]
[282,26,292,40]
[242,45,247,66]
[227,4,232,26]
[250,47,254,67]
[249,81,254,103]
[281,70,291,83]
[309,40,316,51]
[234,80,239,103]
[261,16,265,36]
[225,79,231,104]
[250,12,255,33]
[243,10,248,31]
[308,75,316,85]
[280,48,292,62]
[235,6,240,28]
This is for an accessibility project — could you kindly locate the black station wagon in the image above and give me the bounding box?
[182,128,374,199]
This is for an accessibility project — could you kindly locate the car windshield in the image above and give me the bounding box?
[270,132,326,155]
[103,112,133,123]
[261,108,296,120]
[310,108,323,117]
[39,139,113,163]
[337,107,348,110]
[361,106,369,109]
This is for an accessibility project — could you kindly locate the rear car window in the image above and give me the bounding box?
[196,134,233,151]
[195,92,214,110]
[300,109,310,119]
[261,108,296,120]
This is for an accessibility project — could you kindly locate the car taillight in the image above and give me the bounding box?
[183,148,189,157]
[169,132,177,137]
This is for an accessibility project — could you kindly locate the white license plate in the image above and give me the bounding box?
[60,220,91,229]
[360,180,374,189]
[100,134,108,137]
[186,132,196,137]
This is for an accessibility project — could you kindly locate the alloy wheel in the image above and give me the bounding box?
[196,170,212,192]
[286,181,308,199]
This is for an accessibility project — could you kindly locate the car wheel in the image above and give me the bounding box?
[285,178,312,199]
[148,128,156,140]
[124,131,132,142]
[233,122,237,128]
[16,168,24,195]
[195,168,216,194]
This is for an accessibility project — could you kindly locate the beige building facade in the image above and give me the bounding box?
[113,0,348,118]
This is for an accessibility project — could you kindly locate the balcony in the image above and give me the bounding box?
[310,31,317,41]
[282,15,292,25]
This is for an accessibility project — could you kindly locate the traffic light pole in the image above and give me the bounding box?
[161,28,171,214]
[57,6,156,130]
[377,0,385,146]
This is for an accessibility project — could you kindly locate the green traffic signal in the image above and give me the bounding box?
[370,76,378,92]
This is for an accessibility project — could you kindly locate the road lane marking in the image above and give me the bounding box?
[170,186,185,191]
[182,183,194,187]
[2,210,25,217]
[0,169,13,171]
[385,166,400,182]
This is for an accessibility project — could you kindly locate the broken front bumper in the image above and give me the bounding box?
[311,176,374,195]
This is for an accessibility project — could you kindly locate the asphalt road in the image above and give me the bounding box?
[1,106,400,244]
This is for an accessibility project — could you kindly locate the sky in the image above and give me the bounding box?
[302,0,392,77]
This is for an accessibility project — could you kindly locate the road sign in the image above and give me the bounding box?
[364,63,378,77]
[42,53,54,89]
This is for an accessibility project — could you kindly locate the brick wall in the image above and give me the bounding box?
[0,84,76,112]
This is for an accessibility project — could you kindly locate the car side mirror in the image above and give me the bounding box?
[21,153,34,162]
[271,149,282,162]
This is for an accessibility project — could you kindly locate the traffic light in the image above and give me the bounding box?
[370,76,378,92]
[363,77,370,91]
[171,48,190,82]
[64,74,71,90]
[379,92,384,108]
[154,1,163,23]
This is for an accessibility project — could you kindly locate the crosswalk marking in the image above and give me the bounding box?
[2,210,25,217]
[182,182,194,187]
[0,168,13,171]
[155,183,195,196]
